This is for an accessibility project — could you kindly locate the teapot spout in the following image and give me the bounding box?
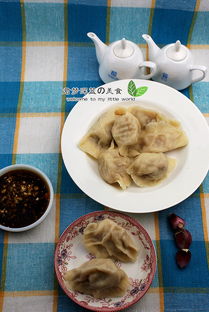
[87,32,107,64]
[142,34,161,60]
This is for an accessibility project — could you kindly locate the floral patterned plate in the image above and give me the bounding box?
[54,211,156,312]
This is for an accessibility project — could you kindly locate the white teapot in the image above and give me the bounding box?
[87,32,157,83]
[142,34,207,90]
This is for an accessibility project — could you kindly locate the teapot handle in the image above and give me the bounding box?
[190,65,207,84]
[138,61,157,80]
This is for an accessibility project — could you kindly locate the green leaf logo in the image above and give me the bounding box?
[134,86,148,96]
[128,80,136,96]
[128,80,148,97]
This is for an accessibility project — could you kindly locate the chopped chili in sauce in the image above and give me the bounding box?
[0,169,50,228]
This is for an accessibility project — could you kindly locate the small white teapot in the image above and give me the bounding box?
[88,32,157,83]
[143,34,207,90]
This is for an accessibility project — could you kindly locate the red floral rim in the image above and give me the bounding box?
[54,210,157,312]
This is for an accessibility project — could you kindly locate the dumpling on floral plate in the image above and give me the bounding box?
[83,219,138,262]
[64,258,129,298]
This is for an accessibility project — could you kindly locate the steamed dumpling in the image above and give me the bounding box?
[128,106,157,128]
[97,144,131,190]
[64,258,129,298]
[83,219,138,262]
[111,109,141,156]
[78,108,116,159]
[127,152,169,186]
[141,120,188,152]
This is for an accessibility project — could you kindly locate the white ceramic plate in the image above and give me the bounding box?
[54,211,156,311]
[61,79,209,213]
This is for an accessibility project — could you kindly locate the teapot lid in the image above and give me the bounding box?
[113,38,134,58]
[166,40,188,61]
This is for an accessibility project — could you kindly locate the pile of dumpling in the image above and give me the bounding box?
[79,105,188,189]
[64,219,138,298]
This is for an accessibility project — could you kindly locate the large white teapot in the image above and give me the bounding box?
[88,32,157,83]
[143,34,207,90]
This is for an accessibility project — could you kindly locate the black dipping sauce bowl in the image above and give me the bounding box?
[0,164,54,232]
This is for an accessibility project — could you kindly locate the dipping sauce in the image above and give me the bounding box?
[0,169,50,228]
